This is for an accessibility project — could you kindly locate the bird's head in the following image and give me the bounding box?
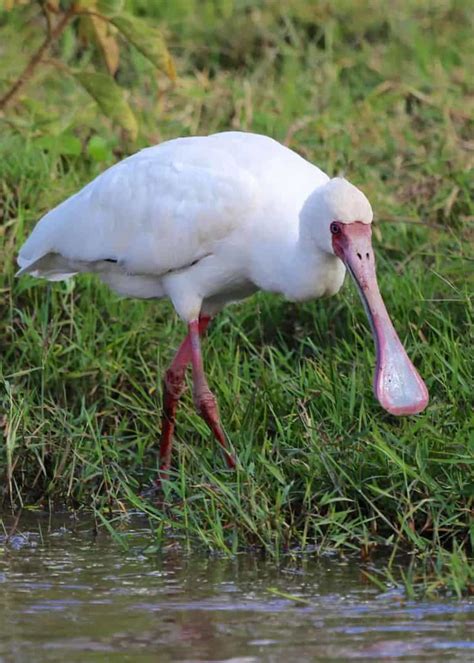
[301,177,429,416]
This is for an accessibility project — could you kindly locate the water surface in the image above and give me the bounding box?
[1,514,473,661]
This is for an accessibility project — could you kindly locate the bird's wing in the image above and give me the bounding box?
[17,144,260,279]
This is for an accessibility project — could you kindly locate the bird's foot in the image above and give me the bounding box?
[140,479,164,501]
[153,467,169,489]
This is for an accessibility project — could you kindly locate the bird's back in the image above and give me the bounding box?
[17,132,328,283]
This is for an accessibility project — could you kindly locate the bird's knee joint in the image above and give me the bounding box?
[164,368,186,400]
[194,389,218,417]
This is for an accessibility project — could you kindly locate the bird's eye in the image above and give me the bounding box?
[330,222,341,235]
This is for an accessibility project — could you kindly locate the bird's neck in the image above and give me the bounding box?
[252,238,346,302]
[284,241,346,301]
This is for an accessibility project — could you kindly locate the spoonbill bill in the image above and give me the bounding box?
[17,131,429,476]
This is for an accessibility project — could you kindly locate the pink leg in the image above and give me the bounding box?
[158,316,210,480]
[188,319,236,470]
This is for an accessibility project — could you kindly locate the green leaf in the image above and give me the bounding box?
[97,0,125,14]
[83,15,120,75]
[74,71,137,139]
[56,134,82,156]
[111,14,176,80]
[86,135,112,162]
[72,0,98,8]
[34,133,82,157]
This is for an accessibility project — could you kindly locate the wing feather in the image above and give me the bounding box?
[17,140,260,279]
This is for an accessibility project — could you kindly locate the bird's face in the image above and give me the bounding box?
[330,218,428,416]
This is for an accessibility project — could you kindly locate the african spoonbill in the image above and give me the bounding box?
[17,131,429,477]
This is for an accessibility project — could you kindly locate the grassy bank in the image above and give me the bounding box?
[0,1,472,588]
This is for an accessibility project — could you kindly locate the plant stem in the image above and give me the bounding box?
[0,7,74,112]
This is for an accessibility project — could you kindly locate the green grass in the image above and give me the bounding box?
[0,1,473,591]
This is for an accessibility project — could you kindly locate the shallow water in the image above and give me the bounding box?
[0,514,473,662]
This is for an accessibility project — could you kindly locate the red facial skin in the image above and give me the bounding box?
[331,221,428,416]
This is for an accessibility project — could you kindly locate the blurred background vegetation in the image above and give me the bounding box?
[0,0,473,581]
[1,0,472,224]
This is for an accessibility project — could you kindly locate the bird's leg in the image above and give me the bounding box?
[158,316,211,481]
[188,319,237,470]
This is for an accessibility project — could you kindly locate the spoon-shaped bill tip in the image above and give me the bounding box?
[373,327,429,415]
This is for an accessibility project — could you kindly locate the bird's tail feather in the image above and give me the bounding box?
[16,253,77,280]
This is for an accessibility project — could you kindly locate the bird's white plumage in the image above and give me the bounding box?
[18,131,372,320]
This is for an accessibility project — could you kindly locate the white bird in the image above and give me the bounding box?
[17,131,429,478]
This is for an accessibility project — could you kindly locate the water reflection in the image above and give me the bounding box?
[0,513,473,661]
